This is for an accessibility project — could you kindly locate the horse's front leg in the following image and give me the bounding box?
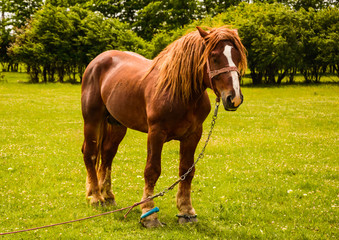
[140,128,166,228]
[177,127,202,224]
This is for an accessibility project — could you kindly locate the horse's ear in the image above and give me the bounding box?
[196,26,208,39]
[232,29,239,36]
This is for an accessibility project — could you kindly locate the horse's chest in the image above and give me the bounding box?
[164,111,205,141]
[147,93,211,141]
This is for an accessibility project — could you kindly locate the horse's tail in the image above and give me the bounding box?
[95,119,105,173]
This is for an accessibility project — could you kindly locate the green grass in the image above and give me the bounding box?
[0,72,338,239]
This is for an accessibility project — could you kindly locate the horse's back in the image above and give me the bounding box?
[82,50,150,86]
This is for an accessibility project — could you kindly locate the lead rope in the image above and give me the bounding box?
[0,98,220,236]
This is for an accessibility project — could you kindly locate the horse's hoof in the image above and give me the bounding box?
[102,191,117,206]
[87,195,105,206]
[104,198,117,206]
[177,214,198,224]
[141,218,164,228]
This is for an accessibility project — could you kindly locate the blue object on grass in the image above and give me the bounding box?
[140,207,159,219]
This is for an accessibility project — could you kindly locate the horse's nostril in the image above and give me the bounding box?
[221,92,239,111]
[227,95,233,104]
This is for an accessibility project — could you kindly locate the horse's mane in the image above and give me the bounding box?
[147,26,247,102]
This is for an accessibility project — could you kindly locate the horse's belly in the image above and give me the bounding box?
[103,82,148,132]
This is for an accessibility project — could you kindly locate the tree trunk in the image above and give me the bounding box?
[250,68,262,85]
[43,66,47,83]
[78,65,84,83]
[58,66,64,83]
[288,68,296,83]
[30,66,40,83]
[277,70,287,84]
[48,65,55,82]
[266,67,276,84]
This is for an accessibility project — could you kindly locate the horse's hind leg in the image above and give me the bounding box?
[97,118,127,205]
[82,116,105,205]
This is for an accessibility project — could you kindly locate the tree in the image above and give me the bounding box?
[45,0,89,8]
[3,0,43,28]
[0,0,44,71]
[252,0,338,11]
[82,0,123,18]
[198,0,243,16]
[299,7,339,82]
[290,0,338,11]
[0,19,13,71]
[133,0,199,40]
[9,4,152,83]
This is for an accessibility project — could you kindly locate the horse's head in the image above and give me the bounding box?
[208,40,243,111]
[197,27,246,111]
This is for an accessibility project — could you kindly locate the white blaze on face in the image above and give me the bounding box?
[223,45,241,107]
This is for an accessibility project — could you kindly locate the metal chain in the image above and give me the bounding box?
[149,98,220,200]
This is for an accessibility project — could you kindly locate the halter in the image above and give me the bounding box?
[206,59,240,102]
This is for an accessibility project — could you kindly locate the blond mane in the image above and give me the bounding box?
[149,26,247,102]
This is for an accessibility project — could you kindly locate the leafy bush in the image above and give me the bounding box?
[9,4,153,83]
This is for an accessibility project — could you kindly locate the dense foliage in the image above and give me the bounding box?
[8,5,151,82]
[0,0,338,83]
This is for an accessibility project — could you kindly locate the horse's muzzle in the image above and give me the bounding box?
[222,94,243,111]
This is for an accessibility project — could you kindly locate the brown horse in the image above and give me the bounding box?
[81,26,247,227]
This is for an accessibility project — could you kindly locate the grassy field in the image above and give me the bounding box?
[0,72,338,239]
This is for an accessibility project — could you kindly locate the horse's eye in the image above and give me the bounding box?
[211,55,218,63]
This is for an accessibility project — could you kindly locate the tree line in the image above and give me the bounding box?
[0,0,338,84]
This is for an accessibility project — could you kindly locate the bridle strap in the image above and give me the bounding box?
[209,66,240,79]
[206,60,240,101]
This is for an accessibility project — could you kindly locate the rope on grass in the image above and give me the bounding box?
[0,198,151,236]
